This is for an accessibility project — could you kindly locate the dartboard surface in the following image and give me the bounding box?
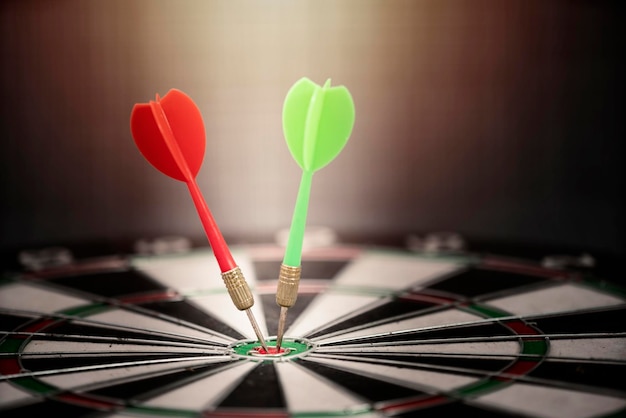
[1,244,625,417]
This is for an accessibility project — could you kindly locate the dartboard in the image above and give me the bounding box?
[1,244,625,417]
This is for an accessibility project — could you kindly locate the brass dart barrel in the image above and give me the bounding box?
[275,263,302,349]
[222,266,268,351]
[221,266,254,310]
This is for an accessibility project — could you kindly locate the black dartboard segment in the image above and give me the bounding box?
[1,245,625,417]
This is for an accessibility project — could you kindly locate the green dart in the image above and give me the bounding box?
[276,77,355,349]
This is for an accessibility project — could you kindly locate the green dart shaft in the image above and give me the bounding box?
[275,169,311,328]
[283,170,313,267]
[275,171,312,350]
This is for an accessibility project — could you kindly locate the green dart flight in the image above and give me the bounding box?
[276,77,355,349]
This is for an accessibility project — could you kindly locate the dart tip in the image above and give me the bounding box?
[276,306,289,350]
[245,309,269,352]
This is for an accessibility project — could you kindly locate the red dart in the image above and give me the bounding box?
[130,89,268,351]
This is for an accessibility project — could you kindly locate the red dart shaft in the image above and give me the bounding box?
[149,99,236,272]
[186,179,236,272]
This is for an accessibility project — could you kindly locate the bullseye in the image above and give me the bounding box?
[248,346,292,359]
[229,337,314,361]
[252,346,288,356]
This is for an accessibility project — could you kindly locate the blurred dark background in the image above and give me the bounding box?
[1,1,624,272]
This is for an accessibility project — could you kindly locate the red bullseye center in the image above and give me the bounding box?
[254,346,286,355]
